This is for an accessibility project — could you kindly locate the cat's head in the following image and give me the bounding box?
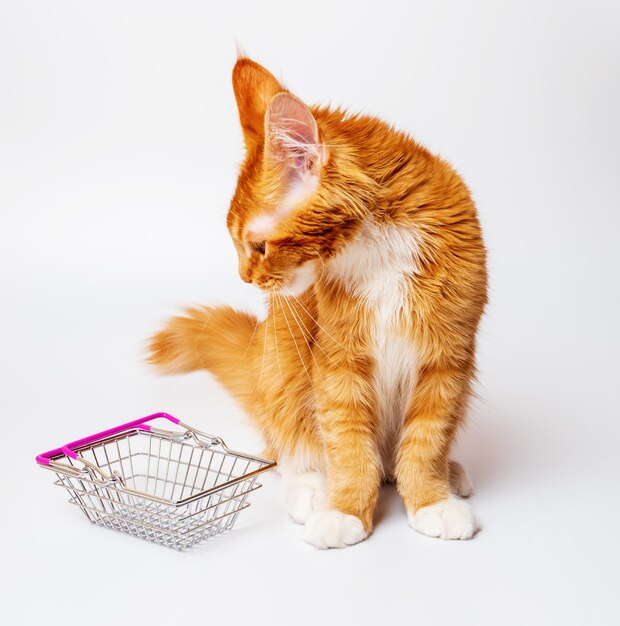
[226,58,366,296]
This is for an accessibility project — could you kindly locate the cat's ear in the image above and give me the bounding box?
[265,93,325,174]
[232,58,284,149]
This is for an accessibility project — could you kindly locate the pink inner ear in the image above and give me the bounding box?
[266,93,318,164]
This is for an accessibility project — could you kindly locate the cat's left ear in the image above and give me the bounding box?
[265,93,326,174]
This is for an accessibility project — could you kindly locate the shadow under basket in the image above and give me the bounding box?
[36,413,276,551]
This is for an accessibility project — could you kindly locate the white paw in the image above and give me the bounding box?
[409,496,478,540]
[304,510,368,549]
[449,461,474,498]
[283,472,328,524]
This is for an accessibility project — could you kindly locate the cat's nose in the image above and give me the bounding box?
[238,260,253,283]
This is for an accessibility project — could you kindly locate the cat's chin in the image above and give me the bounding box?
[278,261,316,297]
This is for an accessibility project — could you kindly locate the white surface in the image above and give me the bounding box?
[1,1,619,624]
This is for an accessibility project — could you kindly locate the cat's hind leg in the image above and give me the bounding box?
[449,461,474,498]
[280,457,328,524]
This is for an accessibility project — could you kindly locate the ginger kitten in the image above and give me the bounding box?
[149,58,487,549]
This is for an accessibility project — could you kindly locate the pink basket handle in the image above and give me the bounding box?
[35,412,181,465]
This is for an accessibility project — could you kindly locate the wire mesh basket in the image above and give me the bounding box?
[36,412,276,551]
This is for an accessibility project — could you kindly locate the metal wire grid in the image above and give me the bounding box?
[46,429,273,550]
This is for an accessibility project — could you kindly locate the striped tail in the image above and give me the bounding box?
[147,306,259,405]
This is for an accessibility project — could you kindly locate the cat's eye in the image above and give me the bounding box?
[252,241,266,255]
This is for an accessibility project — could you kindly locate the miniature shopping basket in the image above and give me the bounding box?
[36,412,276,551]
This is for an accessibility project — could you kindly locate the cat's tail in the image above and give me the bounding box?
[147,306,259,403]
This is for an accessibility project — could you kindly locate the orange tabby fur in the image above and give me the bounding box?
[149,58,487,548]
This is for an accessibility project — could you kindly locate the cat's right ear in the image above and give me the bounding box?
[232,58,284,150]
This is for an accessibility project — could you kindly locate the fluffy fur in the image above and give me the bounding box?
[149,58,488,548]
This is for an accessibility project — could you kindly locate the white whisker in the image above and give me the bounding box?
[219,316,259,375]
[272,295,284,383]
[280,292,325,383]
[277,285,336,368]
[253,305,270,393]
[281,287,346,351]
[193,307,215,369]
[312,249,326,282]
[278,292,315,392]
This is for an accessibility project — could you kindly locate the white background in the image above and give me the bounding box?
[1,1,619,624]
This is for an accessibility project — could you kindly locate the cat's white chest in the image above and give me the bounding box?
[326,219,420,476]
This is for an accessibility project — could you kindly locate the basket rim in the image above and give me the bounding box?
[40,427,277,507]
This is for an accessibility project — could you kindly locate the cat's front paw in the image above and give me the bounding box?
[304,510,368,549]
[409,496,478,540]
[283,472,328,524]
